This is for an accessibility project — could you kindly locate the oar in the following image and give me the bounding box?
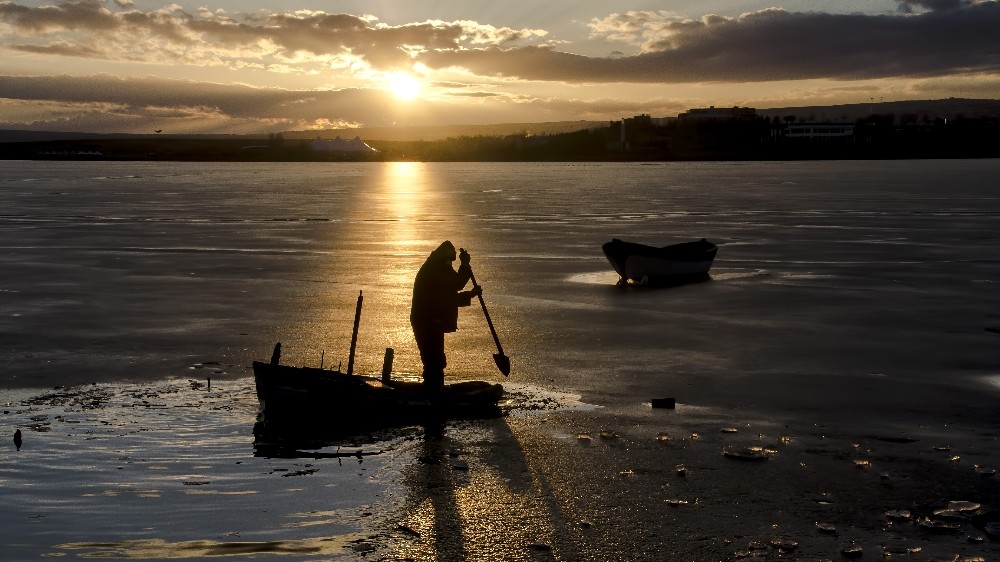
[465,260,510,376]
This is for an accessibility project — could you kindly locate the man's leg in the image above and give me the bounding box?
[414,328,446,389]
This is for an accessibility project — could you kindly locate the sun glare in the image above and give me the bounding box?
[388,73,421,101]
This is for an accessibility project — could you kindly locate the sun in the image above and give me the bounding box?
[387,73,422,101]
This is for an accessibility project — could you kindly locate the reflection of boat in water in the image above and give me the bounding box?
[253,359,504,430]
[602,238,717,286]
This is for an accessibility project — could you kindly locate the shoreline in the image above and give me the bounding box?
[4,375,997,560]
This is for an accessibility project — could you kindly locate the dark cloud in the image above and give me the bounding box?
[11,41,103,58]
[3,1,997,83]
[418,3,1000,83]
[0,73,683,132]
[0,74,405,129]
[0,0,118,32]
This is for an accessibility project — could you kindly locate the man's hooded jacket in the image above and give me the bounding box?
[410,241,474,333]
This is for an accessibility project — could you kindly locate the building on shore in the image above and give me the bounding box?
[678,106,758,122]
[781,123,855,141]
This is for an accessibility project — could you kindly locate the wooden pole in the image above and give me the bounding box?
[347,290,363,375]
[381,347,394,382]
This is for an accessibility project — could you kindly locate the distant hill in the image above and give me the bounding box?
[757,98,1000,123]
[2,99,997,143]
[0,130,266,143]
[0,122,604,144]
[280,121,606,142]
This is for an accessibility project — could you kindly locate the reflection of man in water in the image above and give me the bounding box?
[410,241,481,389]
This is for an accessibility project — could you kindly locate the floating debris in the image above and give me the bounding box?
[451,459,469,471]
[984,522,1000,539]
[723,447,770,461]
[651,398,675,409]
[950,455,961,462]
[885,509,912,521]
[395,524,420,538]
[618,469,635,477]
[690,432,700,441]
[721,427,739,433]
[577,432,592,443]
[879,471,891,480]
[973,465,996,477]
[769,538,798,552]
[853,459,871,468]
[946,500,980,512]
[598,430,619,440]
[665,498,689,507]
[779,435,791,445]
[675,464,687,477]
[811,493,834,506]
[815,522,836,534]
[967,534,985,543]
[935,506,971,522]
[527,542,552,552]
[934,445,953,452]
[840,542,863,558]
[656,432,670,443]
[917,517,962,533]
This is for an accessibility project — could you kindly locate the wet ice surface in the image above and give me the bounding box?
[0,380,395,558]
[3,160,1000,409]
[3,160,1000,559]
[527,403,1000,561]
[0,378,593,559]
[3,381,1000,561]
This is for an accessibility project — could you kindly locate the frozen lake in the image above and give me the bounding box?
[3,159,1000,559]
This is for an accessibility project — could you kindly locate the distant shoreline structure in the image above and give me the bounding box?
[1,98,998,162]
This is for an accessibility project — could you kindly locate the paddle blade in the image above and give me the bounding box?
[493,353,511,377]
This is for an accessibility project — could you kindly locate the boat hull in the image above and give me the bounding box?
[602,238,717,285]
[252,361,504,428]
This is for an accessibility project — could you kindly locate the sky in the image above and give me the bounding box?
[1,0,999,134]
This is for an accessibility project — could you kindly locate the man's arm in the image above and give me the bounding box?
[457,284,482,307]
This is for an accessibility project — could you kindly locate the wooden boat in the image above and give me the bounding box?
[253,291,504,435]
[602,238,717,286]
[252,359,505,428]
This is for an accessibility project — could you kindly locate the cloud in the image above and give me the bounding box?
[897,0,976,13]
[0,73,618,132]
[3,1,997,84]
[0,1,548,74]
[417,3,1000,83]
[0,74,402,132]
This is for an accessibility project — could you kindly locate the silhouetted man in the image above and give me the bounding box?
[410,241,481,389]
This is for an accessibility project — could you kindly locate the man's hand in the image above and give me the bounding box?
[459,248,471,265]
[470,285,483,297]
